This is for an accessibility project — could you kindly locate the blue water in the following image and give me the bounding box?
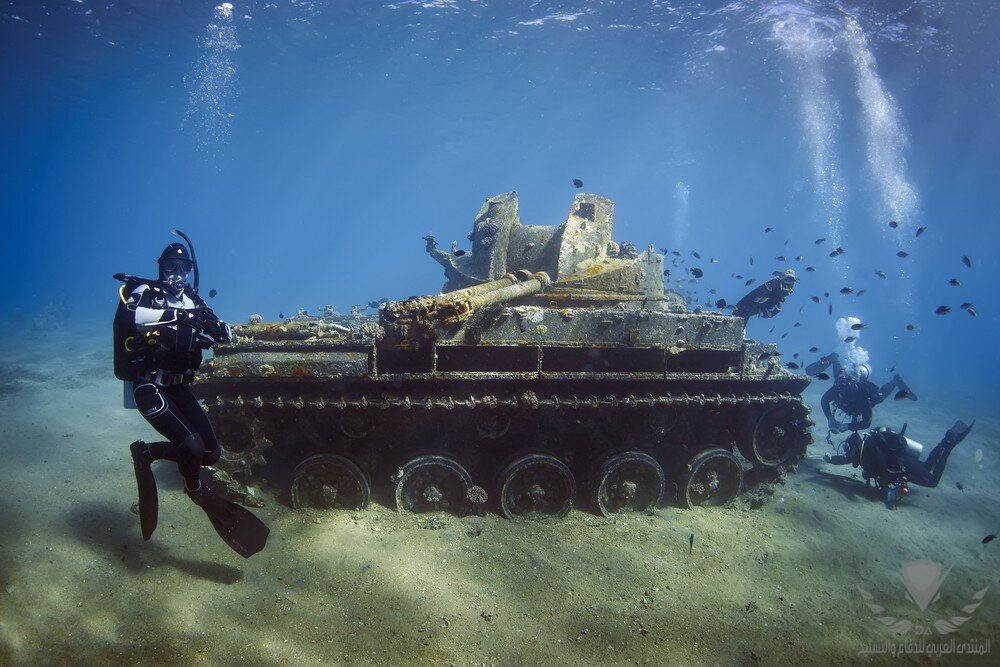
[2,0,998,413]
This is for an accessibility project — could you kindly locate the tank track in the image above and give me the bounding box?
[201,388,812,515]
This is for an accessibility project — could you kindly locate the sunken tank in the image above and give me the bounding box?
[194,192,812,518]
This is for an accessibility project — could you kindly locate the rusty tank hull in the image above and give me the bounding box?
[194,193,812,518]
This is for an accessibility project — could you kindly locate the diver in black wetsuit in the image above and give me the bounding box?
[115,234,268,558]
[806,353,915,434]
[823,421,974,504]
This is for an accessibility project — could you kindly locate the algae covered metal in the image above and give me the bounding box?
[194,192,811,518]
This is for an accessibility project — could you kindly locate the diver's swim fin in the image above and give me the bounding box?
[187,485,269,558]
[894,374,918,401]
[945,419,974,447]
[130,441,158,540]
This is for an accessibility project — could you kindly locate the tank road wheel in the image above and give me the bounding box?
[394,455,474,515]
[592,452,665,517]
[291,454,370,510]
[682,449,743,509]
[750,404,807,467]
[498,454,575,519]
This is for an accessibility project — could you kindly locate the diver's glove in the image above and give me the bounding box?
[208,320,232,344]
[178,307,219,333]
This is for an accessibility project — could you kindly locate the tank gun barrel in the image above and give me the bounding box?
[382,270,551,327]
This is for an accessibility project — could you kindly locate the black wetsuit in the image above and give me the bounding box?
[125,282,222,488]
[809,353,900,433]
[828,423,971,490]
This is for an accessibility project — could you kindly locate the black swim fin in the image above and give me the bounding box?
[187,485,269,558]
[130,441,158,541]
[894,374,918,401]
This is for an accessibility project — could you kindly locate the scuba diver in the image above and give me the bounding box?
[806,317,916,435]
[113,231,269,558]
[824,420,974,505]
[732,269,797,320]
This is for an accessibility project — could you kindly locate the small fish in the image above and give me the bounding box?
[935,305,951,315]
[889,220,899,229]
[708,288,717,294]
[689,533,694,555]
[948,278,961,286]
[781,332,788,339]
[815,372,830,381]
[905,324,915,331]
[715,298,727,308]
[809,347,819,353]
[829,250,839,258]
[840,287,854,295]
[967,306,978,317]
[851,323,865,330]
[692,251,701,259]
[875,270,887,279]
[960,301,973,309]
[756,351,773,361]
[690,267,704,278]
[815,237,826,244]
[890,365,896,373]
[894,389,911,400]
[775,255,786,261]
[793,322,801,327]
[805,266,816,272]
[824,292,830,298]
[984,534,997,545]
[834,247,845,255]
[896,250,909,258]
[572,178,583,188]
[208,288,217,298]
[279,311,284,319]
[962,255,972,268]
[810,296,820,303]
[856,289,866,297]
[749,256,754,265]
[828,303,833,315]
[764,227,773,233]
[916,226,927,237]
[955,482,965,492]
[671,250,681,257]
[786,362,800,369]
[794,255,803,261]
[793,352,800,359]
[663,270,670,276]
[710,257,719,263]
[745,278,756,286]
[844,336,856,343]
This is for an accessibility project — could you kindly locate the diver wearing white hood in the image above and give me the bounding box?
[805,316,916,434]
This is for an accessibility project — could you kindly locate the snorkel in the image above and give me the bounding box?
[171,229,199,295]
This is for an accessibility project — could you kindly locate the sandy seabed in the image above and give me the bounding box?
[0,331,997,666]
